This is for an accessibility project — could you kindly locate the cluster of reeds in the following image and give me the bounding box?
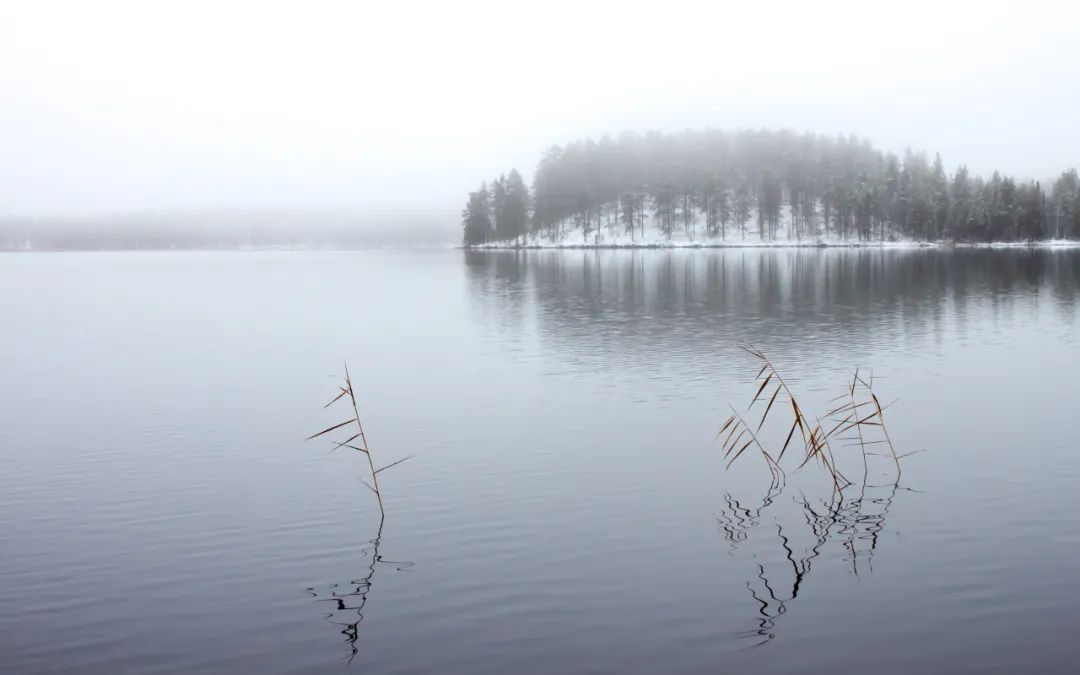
[716,347,922,644]
[307,363,411,517]
[304,352,915,654]
[718,346,909,499]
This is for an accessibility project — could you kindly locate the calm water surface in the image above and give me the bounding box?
[3,248,1080,674]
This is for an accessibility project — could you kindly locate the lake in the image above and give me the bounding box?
[3,248,1080,674]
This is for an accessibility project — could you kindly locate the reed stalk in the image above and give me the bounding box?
[308,362,412,516]
[720,347,905,490]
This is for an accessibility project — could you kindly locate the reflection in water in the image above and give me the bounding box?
[719,475,910,647]
[716,485,783,553]
[463,248,1046,649]
[306,515,413,663]
[465,248,1080,366]
[7,250,1080,674]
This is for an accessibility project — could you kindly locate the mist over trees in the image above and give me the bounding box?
[463,129,1080,246]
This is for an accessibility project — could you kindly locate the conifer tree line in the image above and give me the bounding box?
[462,129,1080,246]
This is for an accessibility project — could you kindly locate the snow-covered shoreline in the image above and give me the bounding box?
[470,239,934,250]
[467,237,1080,251]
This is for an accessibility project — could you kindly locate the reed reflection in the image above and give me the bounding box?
[305,515,414,664]
[718,473,912,647]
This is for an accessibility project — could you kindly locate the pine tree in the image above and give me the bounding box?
[461,182,493,246]
[491,175,509,241]
[504,169,529,245]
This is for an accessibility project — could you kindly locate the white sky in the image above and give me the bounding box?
[2,0,1078,217]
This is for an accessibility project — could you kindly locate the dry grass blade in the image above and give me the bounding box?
[824,399,873,418]
[323,387,351,408]
[307,418,358,441]
[741,345,767,361]
[778,398,812,463]
[723,428,749,457]
[720,406,784,480]
[834,412,883,435]
[375,456,413,474]
[779,417,800,462]
[717,414,737,439]
[870,391,901,477]
[757,385,783,432]
[328,433,362,452]
[727,438,757,469]
[752,373,774,404]
[822,413,855,439]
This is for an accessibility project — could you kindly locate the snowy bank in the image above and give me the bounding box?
[466,231,1080,251]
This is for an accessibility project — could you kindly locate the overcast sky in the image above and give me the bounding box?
[3,0,1078,218]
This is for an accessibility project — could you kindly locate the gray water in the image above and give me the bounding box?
[3,248,1080,674]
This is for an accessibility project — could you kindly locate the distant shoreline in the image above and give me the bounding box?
[464,240,1080,251]
[6,240,1080,253]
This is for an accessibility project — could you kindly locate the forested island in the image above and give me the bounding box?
[462,129,1080,247]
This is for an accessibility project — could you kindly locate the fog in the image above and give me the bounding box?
[3,0,1079,237]
[8,4,1080,670]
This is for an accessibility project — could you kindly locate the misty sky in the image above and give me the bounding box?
[3,0,1078,218]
